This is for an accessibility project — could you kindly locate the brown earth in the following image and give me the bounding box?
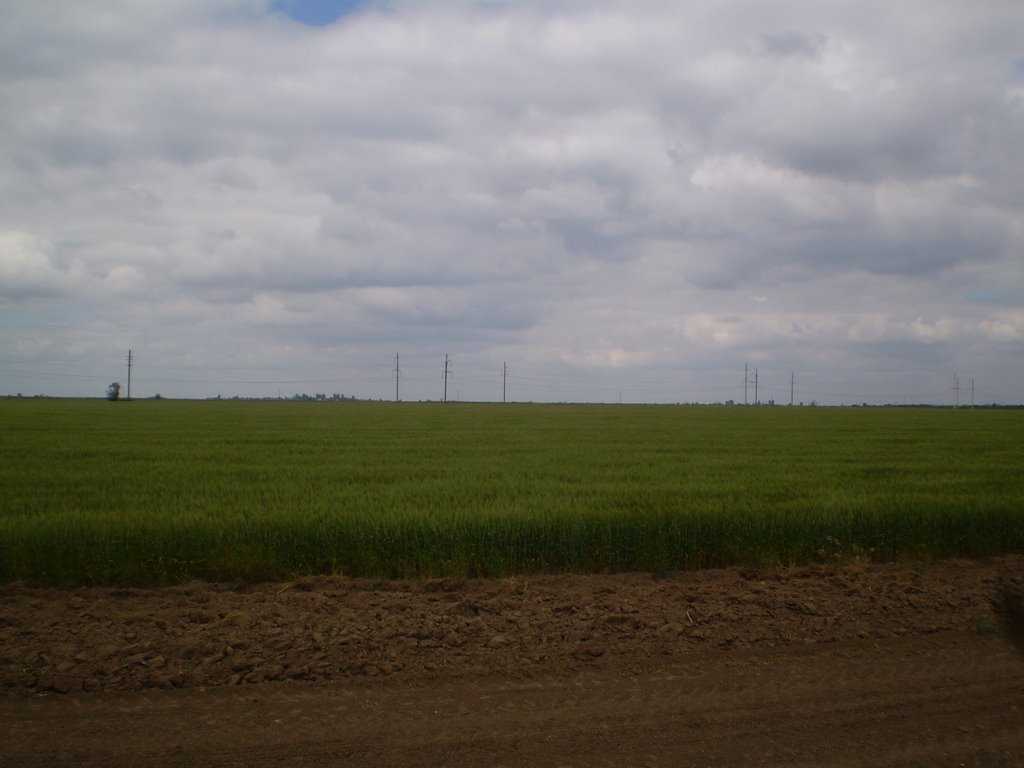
[2,556,1023,767]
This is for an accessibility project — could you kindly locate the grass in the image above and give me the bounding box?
[1,399,1022,586]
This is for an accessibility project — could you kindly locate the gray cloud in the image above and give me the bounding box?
[1,0,1022,403]
[758,31,824,58]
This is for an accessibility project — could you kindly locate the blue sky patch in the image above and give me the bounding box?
[270,0,366,26]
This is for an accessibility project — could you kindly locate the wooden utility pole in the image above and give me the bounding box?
[126,349,133,401]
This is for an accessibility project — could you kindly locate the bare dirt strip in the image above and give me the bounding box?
[2,556,1023,767]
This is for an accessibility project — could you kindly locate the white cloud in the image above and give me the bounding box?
[0,232,73,298]
[978,311,1024,344]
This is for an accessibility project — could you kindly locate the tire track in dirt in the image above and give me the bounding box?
[2,632,1022,767]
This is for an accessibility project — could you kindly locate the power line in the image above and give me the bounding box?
[1,353,1016,405]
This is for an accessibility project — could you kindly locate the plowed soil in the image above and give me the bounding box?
[2,556,1023,767]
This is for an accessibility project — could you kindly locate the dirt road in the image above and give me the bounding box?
[3,557,1023,767]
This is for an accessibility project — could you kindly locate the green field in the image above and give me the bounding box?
[1,399,1022,586]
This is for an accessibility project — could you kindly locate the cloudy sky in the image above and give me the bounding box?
[2,0,1022,404]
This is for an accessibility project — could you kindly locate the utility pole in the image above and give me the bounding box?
[754,368,759,406]
[394,353,400,403]
[744,363,749,405]
[126,349,133,401]
[503,362,507,403]
[790,372,794,407]
[971,378,975,408]
[954,372,960,409]
[443,354,451,402]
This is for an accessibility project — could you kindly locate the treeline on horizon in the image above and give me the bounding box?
[4,393,1023,408]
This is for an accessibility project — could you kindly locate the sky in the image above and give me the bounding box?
[1,0,1022,404]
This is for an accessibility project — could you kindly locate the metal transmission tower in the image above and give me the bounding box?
[443,355,452,402]
[393,353,400,403]
[790,372,794,406]
[126,349,133,401]
[954,372,960,409]
[754,368,759,406]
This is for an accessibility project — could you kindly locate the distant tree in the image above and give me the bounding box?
[107,382,121,401]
